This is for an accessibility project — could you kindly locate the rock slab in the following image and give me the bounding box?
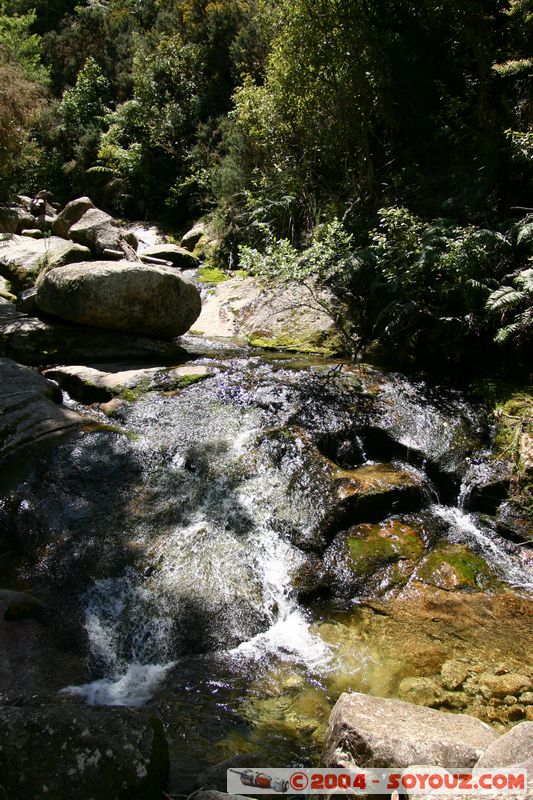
[322,692,498,769]
[0,356,82,463]
[0,705,169,800]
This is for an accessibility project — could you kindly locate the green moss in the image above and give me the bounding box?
[198,266,230,284]
[417,545,496,590]
[346,521,425,576]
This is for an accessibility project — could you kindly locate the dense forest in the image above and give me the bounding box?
[1,0,533,371]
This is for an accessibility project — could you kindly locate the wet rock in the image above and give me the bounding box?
[0,357,83,464]
[193,276,340,354]
[398,676,446,707]
[0,705,169,800]
[324,520,426,597]
[0,589,86,700]
[440,659,471,690]
[322,692,498,769]
[330,462,427,529]
[414,543,496,590]
[478,673,532,699]
[0,206,35,234]
[44,363,214,404]
[37,261,202,338]
[141,243,199,269]
[0,234,92,291]
[461,459,513,515]
[366,376,484,494]
[495,501,533,544]
[180,221,206,251]
[52,196,95,239]
[67,205,138,256]
[0,307,186,366]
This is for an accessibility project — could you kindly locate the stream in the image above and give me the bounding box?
[2,338,532,790]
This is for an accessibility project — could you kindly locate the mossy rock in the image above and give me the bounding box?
[198,266,231,284]
[346,520,426,575]
[415,543,497,590]
[324,519,426,597]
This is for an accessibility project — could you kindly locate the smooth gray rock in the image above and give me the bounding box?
[141,243,199,269]
[0,234,92,291]
[0,206,35,234]
[0,357,83,463]
[476,722,533,767]
[0,705,169,800]
[52,196,95,239]
[180,221,206,251]
[0,305,186,366]
[322,692,498,769]
[16,287,37,315]
[37,261,202,338]
[68,206,138,255]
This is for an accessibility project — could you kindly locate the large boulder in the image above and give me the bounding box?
[193,276,340,354]
[0,705,169,800]
[68,206,138,255]
[0,234,91,291]
[37,261,202,339]
[0,206,35,234]
[0,277,15,303]
[0,304,186,366]
[0,356,83,463]
[141,243,199,269]
[52,196,95,239]
[322,692,498,769]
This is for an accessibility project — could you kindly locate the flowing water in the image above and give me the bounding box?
[3,340,532,788]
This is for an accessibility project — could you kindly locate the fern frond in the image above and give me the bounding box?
[486,286,526,311]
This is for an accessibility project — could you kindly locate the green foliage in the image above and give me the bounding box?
[59,57,110,136]
[0,5,48,84]
[487,267,533,344]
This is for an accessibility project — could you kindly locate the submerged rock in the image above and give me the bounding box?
[0,234,91,292]
[322,691,497,768]
[37,261,202,338]
[0,705,169,800]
